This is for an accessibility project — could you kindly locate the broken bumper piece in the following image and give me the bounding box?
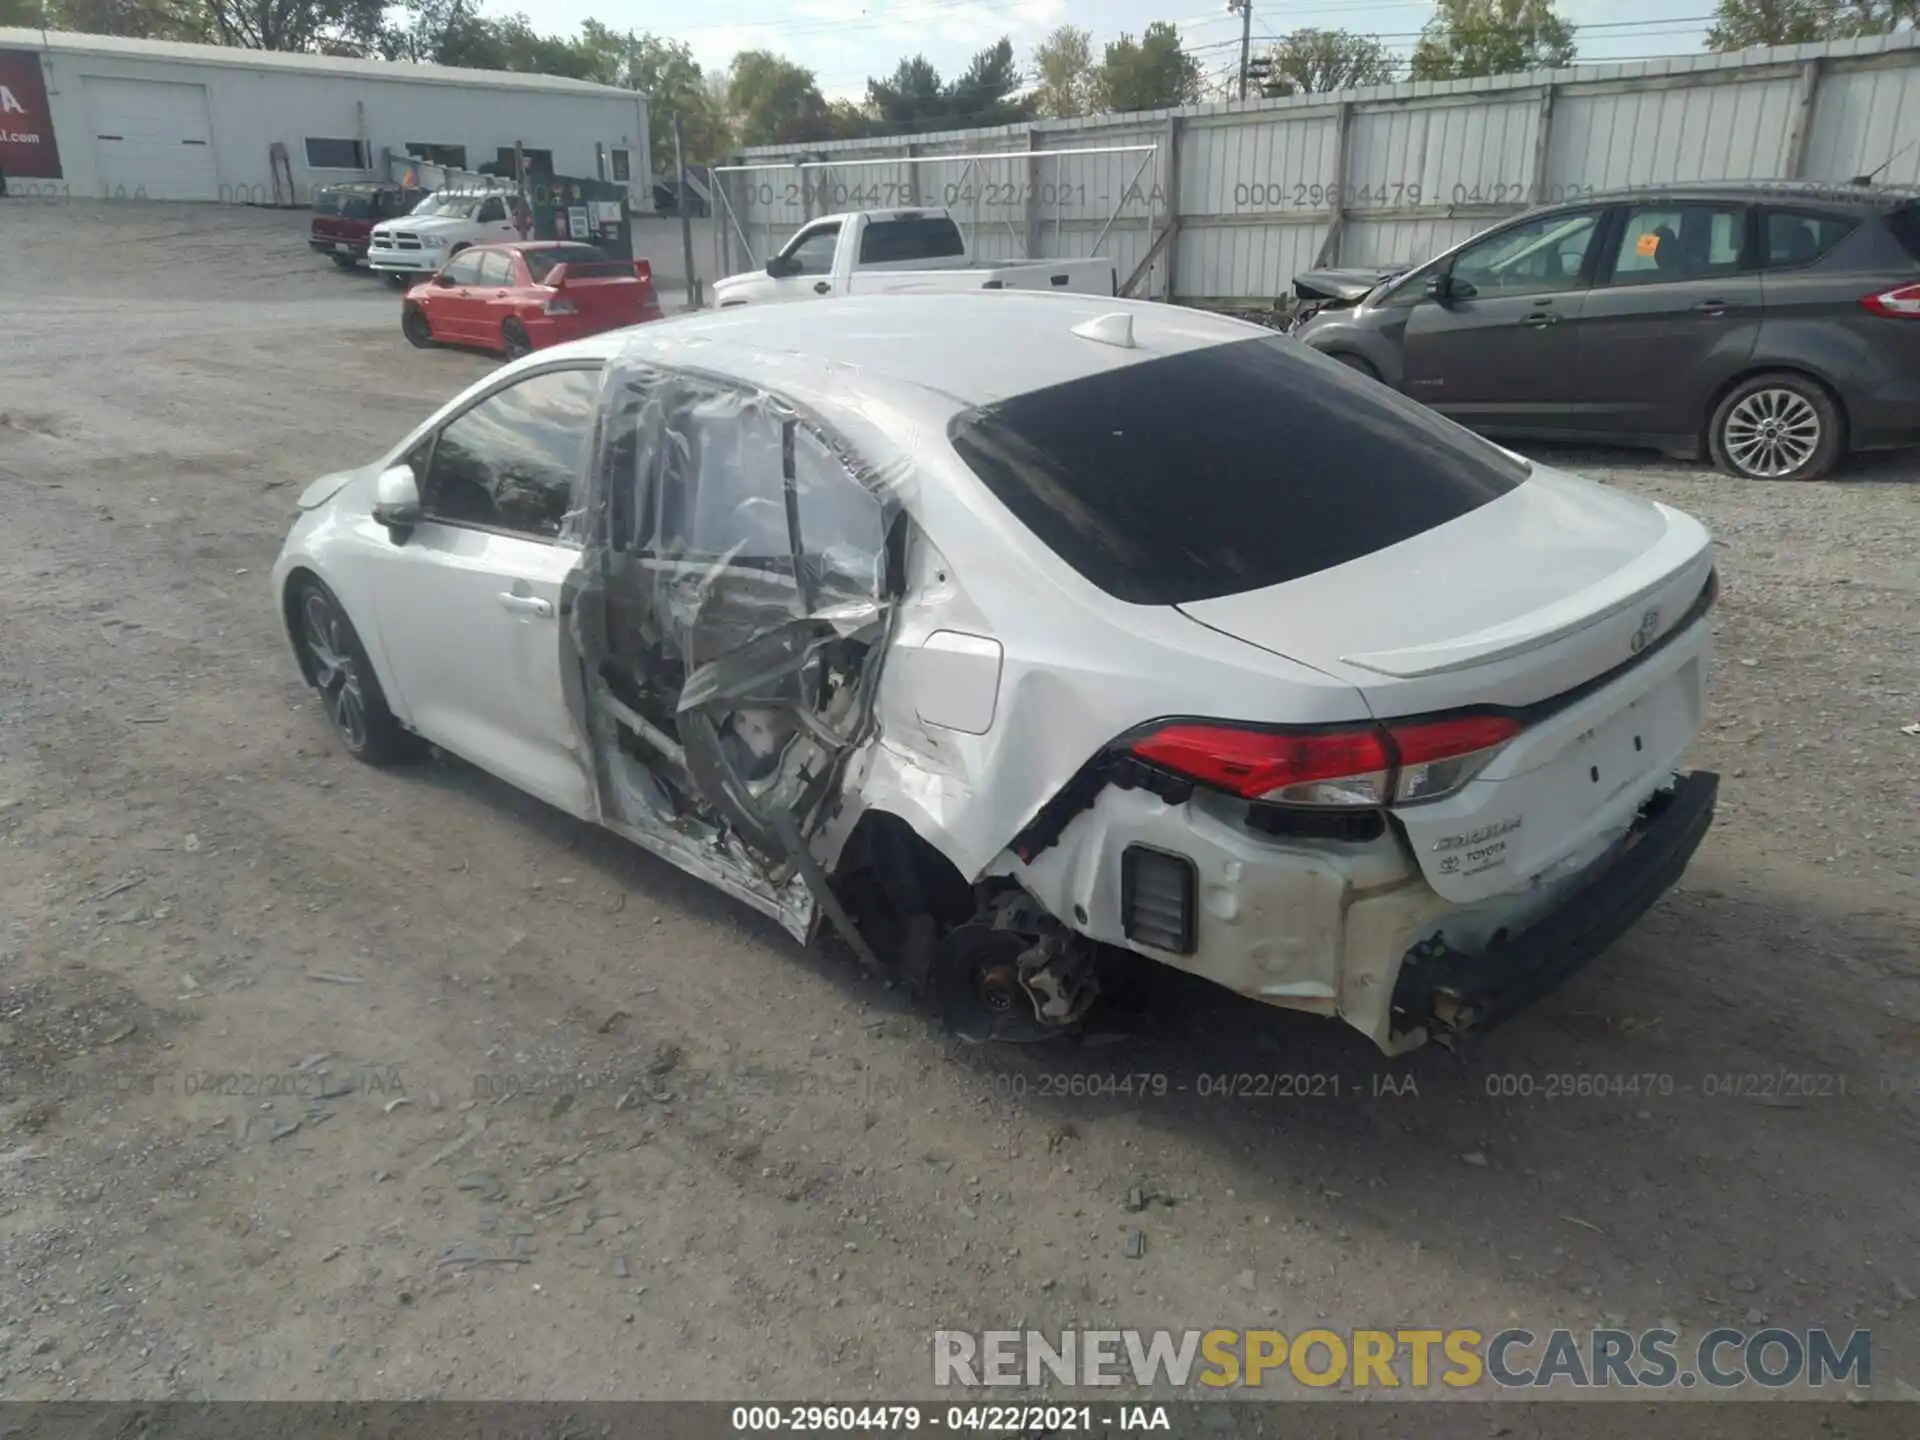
[1389,769,1719,1044]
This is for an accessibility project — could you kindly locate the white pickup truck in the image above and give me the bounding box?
[711,208,1118,307]
[367,187,526,284]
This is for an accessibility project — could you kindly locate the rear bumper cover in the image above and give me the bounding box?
[1388,769,1718,1041]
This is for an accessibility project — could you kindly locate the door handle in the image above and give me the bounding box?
[813,280,831,295]
[1519,311,1559,328]
[1693,298,1733,314]
[498,592,554,617]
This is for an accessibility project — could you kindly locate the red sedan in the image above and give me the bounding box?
[401,241,664,359]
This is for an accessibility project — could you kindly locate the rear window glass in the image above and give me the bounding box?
[314,189,375,219]
[525,245,609,282]
[1888,203,1920,263]
[859,217,966,265]
[1764,209,1857,267]
[947,336,1528,607]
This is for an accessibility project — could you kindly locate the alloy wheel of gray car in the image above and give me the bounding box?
[1709,373,1843,483]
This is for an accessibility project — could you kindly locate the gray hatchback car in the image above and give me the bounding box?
[1290,181,1920,481]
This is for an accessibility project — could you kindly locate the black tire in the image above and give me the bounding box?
[330,253,358,270]
[501,318,533,360]
[1329,350,1381,382]
[1708,371,1843,482]
[291,578,411,765]
[402,304,434,349]
[384,271,411,289]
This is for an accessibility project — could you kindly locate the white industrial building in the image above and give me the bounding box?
[0,27,651,205]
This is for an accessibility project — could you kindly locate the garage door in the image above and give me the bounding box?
[83,76,218,201]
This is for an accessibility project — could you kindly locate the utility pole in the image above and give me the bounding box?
[673,112,699,311]
[1228,0,1253,101]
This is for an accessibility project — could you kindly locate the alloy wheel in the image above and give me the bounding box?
[301,590,368,751]
[1723,388,1822,478]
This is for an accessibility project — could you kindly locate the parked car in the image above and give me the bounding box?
[711,207,1118,306]
[401,242,662,359]
[1291,181,1920,481]
[309,181,427,268]
[367,186,527,284]
[272,292,1719,1055]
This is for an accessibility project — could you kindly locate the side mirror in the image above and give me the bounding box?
[765,255,791,279]
[1425,272,1454,303]
[433,271,456,287]
[371,463,421,543]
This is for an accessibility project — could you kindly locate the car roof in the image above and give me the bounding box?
[535,292,1271,410]
[1557,180,1919,213]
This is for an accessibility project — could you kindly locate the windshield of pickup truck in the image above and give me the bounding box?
[314,189,374,219]
[858,216,967,265]
[411,193,493,219]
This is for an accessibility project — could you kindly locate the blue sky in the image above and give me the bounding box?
[503,1,1719,100]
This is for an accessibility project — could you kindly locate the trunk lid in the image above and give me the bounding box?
[1176,466,1713,714]
[1177,468,1717,902]
[547,260,659,322]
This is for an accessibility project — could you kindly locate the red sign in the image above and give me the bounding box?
[0,48,63,180]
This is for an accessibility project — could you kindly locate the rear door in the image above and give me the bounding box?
[1401,207,1605,428]
[1568,199,1762,438]
[416,247,487,342]
[369,365,602,815]
[580,366,895,925]
[473,249,520,349]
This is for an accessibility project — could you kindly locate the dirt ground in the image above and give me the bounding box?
[2,200,1918,1424]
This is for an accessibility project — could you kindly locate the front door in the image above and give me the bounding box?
[416,247,487,342]
[369,364,604,817]
[769,220,843,301]
[1569,199,1763,438]
[1402,207,1605,430]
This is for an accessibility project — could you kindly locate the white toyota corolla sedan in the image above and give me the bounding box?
[272,292,1719,1054]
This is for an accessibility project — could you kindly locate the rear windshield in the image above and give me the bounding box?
[1888,202,1920,263]
[948,336,1529,606]
[859,216,966,265]
[525,245,610,282]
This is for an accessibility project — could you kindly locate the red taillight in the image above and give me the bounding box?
[1131,723,1392,804]
[1860,282,1920,318]
[1128,713,1522,808]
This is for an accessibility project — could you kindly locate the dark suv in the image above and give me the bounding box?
[1291,182,1920,481]
[310,182,429,269]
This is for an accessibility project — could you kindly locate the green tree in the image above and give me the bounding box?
[825,98,882,141]
[1257,27,1400,96]
[1030,24,1096,119]
[1706,0,1914,48]
[1093,21,1202,113]
[947,36,1028,128]
[42,0,207,38]
[727,49,831,147]
[867,54,947,132]
[1409,0,1577,80]
[201,0,388,53]
[572,25,731,170]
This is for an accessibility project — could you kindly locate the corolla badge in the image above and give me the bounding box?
[1629,606,1662,654]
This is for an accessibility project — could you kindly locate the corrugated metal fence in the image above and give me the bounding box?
[717,30,1920,305]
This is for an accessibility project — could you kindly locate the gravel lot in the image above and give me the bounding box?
[2,200,1917,1429]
